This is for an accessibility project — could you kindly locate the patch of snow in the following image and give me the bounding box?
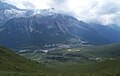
[19,50,27,53]
[29,25,33,32]
[68,49,71,52]
[42,50,48,53]
[34,50,38,53]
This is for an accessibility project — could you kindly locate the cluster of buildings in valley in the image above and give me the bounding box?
[18,43,91,54]
[18,44,71,53]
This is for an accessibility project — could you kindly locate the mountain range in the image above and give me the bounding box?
[0,1,120,76]
[0,1,120,49]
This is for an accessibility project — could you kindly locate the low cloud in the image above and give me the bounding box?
[2,0,120,25]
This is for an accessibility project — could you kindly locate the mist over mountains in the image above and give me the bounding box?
[2,0,120,25]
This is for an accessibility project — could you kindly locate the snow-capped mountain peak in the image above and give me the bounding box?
[32,8,56,16]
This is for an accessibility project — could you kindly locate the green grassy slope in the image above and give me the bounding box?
[0,46,46,73]
[45,59,120,76]
[80,43,120,57]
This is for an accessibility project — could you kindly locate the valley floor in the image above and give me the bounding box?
[0,43,120,76]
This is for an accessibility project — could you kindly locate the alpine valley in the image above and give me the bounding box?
[0,1,120,76]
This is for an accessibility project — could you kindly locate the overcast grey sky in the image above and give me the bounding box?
[2,0,120,25]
